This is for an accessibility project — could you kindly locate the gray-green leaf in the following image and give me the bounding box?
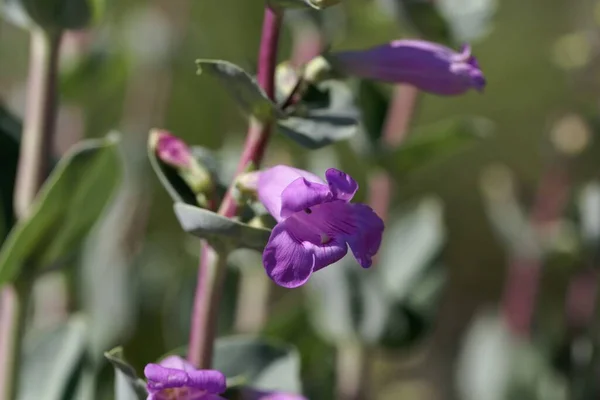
[278,80,358,149]
[196,59,282,122]
[104,347,148,400]
[17,316,88,400]
[173,203,271,251]
[0,134,122,284]
[214,336,302,393]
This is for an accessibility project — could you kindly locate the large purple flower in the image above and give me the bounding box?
[144,356,226,400]
[329,39,486,96]
[257,165,384,288]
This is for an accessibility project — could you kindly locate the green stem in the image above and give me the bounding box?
[0,28,62,400]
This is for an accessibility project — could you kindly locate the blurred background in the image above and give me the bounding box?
[3,0,600,399]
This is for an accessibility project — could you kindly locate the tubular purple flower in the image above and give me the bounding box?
[154,130,192,168]
[329,39,486,96]
[256,165,384,288]
[144,356,227,400]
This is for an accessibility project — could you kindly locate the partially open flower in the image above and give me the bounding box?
[329,39,486,96]
[144,356,226,400]
[256,165,384,288]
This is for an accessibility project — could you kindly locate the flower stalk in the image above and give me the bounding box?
[187,6,282,368]
[0,28,62,400]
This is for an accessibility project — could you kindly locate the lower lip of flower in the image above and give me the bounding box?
[160,387,205,400]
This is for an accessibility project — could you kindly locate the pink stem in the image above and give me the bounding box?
[502,165,570,337]
[187,6,282,369]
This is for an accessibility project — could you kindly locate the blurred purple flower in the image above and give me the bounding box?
[154,130,192,168]
[243,388,308,400]
[329,39,486,96]
[144,356,226,400]
[256,165,384,288]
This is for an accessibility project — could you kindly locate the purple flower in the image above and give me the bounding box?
[329,39,486,96]
[144,356,226,400]
[257,165,384,288]
[154,130,192,168]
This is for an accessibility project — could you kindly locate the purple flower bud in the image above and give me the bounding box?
[329,39,486,96]
[256,165,384,288]
[153,130,192,168]
[144,356,227,400]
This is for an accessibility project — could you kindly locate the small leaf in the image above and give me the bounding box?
[104,347,148,400]
[18,316,88,400]
[213,336,302,393]
[278,80,358,149]
[173,203,271,251]
[0,104,21,242]
[377,197,445,300]
[380,117,493,176]
[0,134,122,284]
[267,0,340,10]
[195,59,282,122]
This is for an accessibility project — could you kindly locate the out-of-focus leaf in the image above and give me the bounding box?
[380,117,493,177]
[17,316,88,400]
[104,347,148,400]
[0,134,122,284]
[378,197,445,299]
[278,80,358,149]
[213,336,302,393]
[195,59,283,122]
[173,203,271,251]
[356,80,389,146]
[437,0,497,42]
[2,0,100,30]
[395,0,453,44]
[267,0,340,10]
[0,105,21,242]
[578,182,600,246]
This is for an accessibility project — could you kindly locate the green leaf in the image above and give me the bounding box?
[356,80,389,146]
[267,0,340,10]
[104,347,148,400]
[2,0,99,30]
[173,203,271,251]
[17,316,88,400]
[0,104,21,243]
[396,0,453,45]
[213,336,302,393]
[195,59,283,122]
[0,134,122,284]
[278,80,358,149]
[379,117,493,176]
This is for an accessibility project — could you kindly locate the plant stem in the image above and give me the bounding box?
[187,6,282,368]
[0,28,62,400]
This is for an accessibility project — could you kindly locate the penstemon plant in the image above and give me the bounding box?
[0,0,496,399]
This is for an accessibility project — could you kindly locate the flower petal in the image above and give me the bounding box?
[346,204,384,268]
[263,222,316,288]
[326,168,358,201]
[144,363,188,391]
[280,177,333,219]
[158,355,193,371]
[258,165,324,221]
[309,236,348,272]
[186,369,227,393]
